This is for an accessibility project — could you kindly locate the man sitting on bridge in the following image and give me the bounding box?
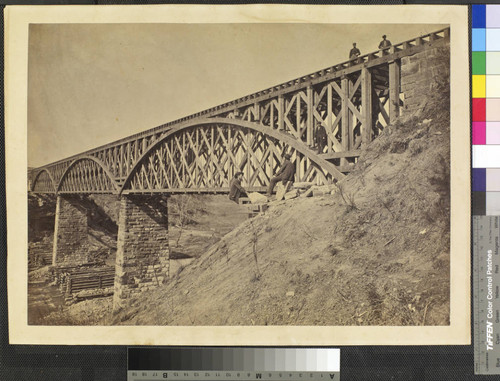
[229,171,247,204]
[266,153,295,197]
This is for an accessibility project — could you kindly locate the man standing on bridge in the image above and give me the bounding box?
[349,43,361,61]
[315,124,328,154]
[266,153,295,197]
[378,35,392,50]
[229,171,247,204]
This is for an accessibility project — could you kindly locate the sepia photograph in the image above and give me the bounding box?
[6,5,470,345]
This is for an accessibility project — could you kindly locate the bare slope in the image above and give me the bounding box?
[112,87,451,327]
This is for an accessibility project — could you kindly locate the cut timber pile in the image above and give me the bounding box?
[65,268,115,295]
[49,262,114,301]
[50,261,105,286]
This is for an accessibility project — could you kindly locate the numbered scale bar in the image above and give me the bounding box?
[128,348,340,381]
[474,216,500,374]
[128,370,340,381]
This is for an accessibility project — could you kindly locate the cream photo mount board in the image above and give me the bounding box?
[5,4,470,345]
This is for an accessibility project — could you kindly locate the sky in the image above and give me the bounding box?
[28,23,446,167]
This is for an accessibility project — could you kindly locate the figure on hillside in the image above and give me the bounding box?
[315,124,328,154]
[349,43,361,61]
[378,35,392,49]
[266,153,295,197]
[229,171,247,204]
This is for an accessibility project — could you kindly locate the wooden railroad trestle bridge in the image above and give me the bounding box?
[28,28,450,308]
[29,28,449,195]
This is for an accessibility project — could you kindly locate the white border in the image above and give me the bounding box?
[5,4,470,345]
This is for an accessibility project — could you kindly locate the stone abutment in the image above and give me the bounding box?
[401,45,450,113]
[52,195,90,264]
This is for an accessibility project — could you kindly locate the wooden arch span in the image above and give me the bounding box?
[120,118,344,194]
[31,168,57,193]
[56,156,120,194]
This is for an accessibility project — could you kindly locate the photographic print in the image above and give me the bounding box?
[6,5,470,345]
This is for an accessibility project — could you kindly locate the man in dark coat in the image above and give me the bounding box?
[315,125,328,154]
[266,153,295,196]
[378,35,392,49]
[349,43,361,60]
[229,171,247,204]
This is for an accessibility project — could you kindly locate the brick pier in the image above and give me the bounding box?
[113,195,170,310]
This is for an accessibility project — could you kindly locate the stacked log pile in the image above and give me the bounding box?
[49,262,114,302]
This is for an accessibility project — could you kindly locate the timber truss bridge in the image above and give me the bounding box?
[29,28,450,196]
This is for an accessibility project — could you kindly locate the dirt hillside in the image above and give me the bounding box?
[110,84,451,327]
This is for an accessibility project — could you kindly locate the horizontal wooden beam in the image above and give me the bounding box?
[122,186,268,195]
[319,150,362,160]
[58,191,116,195]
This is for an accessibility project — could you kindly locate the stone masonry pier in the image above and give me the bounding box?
[52,195,90,264]
[113,195,170,310]
[401,46,450,113]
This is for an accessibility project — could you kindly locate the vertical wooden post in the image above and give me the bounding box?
[254,102,260,123]
[270,101,275,129]
[341,77,350,166]
[228,128,232,182]
[181,134,186,184]
[119,145,124,178]
[361,67,373,147]
[211,126,215,187]
[296,152,300,180]
[307,86,314,146]
[296,95,301,139]
[269,142,274,182]
[327,84,333,153]
[348,79,354,151]
[278,94,284,131]
[246,131,251,188]
[389,59,401,124]
[195,129,199,186]
[126,142,131,173]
